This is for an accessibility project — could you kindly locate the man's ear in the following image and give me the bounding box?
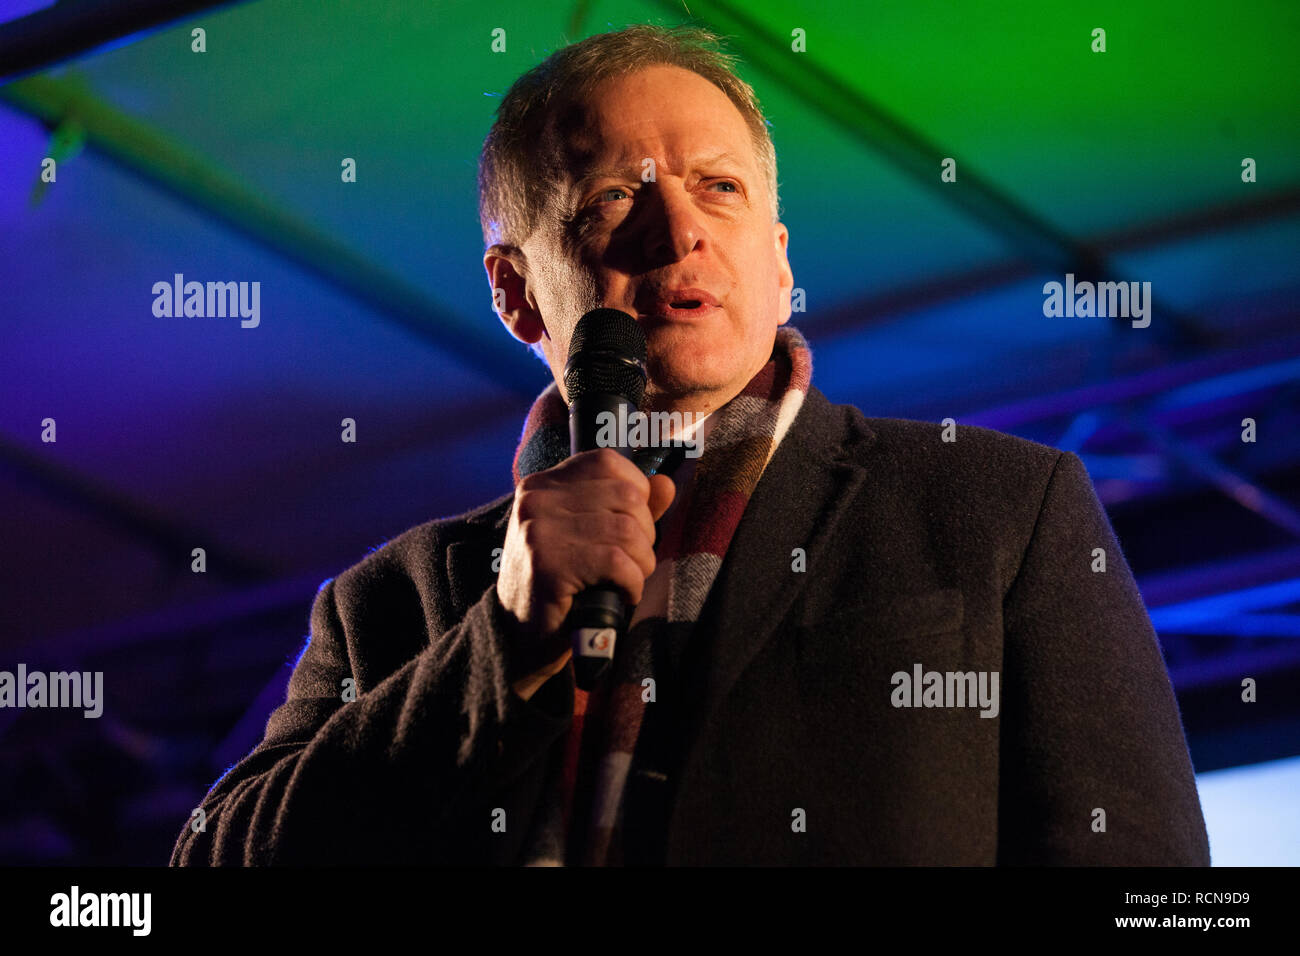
[484,246,546,344]
[774,222,794,325]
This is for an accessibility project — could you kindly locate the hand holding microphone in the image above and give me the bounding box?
[496,309,676,701]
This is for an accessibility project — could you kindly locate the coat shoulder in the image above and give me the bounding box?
[803,388,1065,482]
[817,397,1073,524]
[855,412,1063,473]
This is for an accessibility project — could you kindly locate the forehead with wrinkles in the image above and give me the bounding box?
[537,66,760,224]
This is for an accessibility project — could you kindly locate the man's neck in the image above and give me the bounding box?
[642,384,741,421]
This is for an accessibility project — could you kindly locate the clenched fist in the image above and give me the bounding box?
[497,448,676,702]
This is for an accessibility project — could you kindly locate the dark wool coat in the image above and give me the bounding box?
[170,386,1211,865]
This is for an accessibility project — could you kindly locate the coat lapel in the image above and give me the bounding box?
[686,385,874,738]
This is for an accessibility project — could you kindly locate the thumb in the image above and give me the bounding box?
[648,473,676,522]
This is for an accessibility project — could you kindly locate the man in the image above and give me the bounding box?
[171,24,1210,866]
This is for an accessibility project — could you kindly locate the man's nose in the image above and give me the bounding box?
[641,183,704,264]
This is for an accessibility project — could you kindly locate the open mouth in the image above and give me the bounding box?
[638,289,719,321]
[653,299,717,318]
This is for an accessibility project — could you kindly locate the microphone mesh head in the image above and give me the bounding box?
[564,308,648,405]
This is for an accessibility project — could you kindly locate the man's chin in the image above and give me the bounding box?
[643,377,700,401]
[642,365,732,412]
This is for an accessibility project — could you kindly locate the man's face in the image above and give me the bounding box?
[488,64,794,415]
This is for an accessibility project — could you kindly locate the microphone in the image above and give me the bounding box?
[564,308,648,690]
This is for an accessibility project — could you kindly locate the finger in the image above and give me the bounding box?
[563,447,653,491]
[576,543,650,607]
[648,474,676,522]
[567,511,657,576]
[552,478,657,541]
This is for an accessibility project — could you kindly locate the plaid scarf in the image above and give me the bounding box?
[509,325,812,865]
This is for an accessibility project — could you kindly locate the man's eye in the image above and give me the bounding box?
[709,180,739,192]
[593,187,631,204]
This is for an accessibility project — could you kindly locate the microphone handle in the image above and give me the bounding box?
[568,393,638,689]
[569,444,684,689]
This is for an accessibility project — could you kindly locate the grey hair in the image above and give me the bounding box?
[477,23,780,254]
